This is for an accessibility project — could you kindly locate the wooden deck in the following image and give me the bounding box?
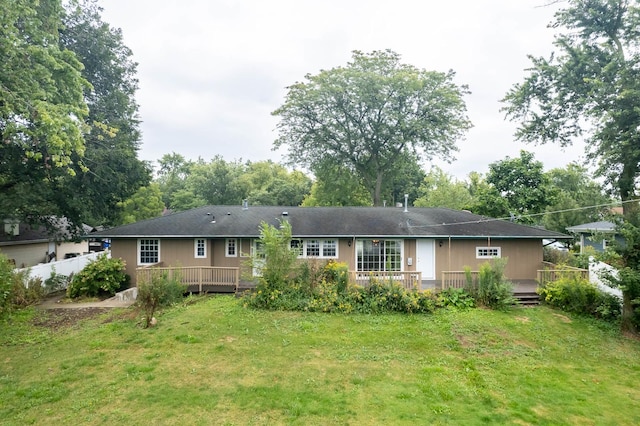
[136,266,239,293]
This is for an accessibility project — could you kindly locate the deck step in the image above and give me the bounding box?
[514,291,540,306]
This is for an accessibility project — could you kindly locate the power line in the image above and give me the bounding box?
[406,199,637,229]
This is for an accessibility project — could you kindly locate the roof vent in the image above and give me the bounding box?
[282,212,288,216]
[210,216,215,224]
[242,199,248,210]
[403,194,409,213]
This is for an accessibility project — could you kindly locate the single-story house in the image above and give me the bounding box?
[0,219,93,268]
[89,205,571,291]
[566,221,622,253]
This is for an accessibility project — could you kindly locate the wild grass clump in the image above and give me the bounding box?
[538,274,621,322]
[465,258,516,310]
[0,254,45,314]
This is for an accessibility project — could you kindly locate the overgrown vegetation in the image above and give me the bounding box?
[464,258,516,310]
[66,254,128,299]
[0,254,45,314]
[136,271,187,328]
[538,274,621,322]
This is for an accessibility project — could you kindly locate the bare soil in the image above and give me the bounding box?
[33,292,137,330]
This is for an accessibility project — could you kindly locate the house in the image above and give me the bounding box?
[89,205,571,291]
[0,219,93,268]
[566,221,622,253]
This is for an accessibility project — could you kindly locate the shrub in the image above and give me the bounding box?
[0,254,45,313]
[436,287,475,310]
[67,254,128,299]
[538,274,621,321]
[44,269,69,293]
[137,271,187,328]
[0,254,13,313]
[465,258,515,310]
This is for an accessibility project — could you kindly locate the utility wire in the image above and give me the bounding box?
[406,199,638,229]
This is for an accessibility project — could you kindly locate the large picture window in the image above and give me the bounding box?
[356,239,402,272]
[139,239,160,265]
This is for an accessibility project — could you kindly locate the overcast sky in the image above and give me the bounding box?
[100,0,587,180]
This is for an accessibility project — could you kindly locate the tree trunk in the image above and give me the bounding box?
[621,291,635,334]
[373,171,383,206]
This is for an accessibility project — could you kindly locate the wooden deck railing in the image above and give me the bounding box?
[136,266,239,293]
[441,271,479,290]
[537,263,588,286]
[348,271,422,291]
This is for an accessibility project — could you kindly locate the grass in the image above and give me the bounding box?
[1,296,640,425]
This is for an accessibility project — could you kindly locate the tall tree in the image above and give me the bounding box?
[273,50,472,206]
[542,163,611,233]
[473,151,555,223]
[414,166,473,210]
[60,0,150,225]
[117,184,164,224]
[0,0,90,227]
[502,0,640,214]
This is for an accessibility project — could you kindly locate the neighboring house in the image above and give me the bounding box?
[0,219,93,268]
[89,205,571,288]
[566,221,622,253]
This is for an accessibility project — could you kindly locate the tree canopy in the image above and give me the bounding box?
[0,0,90,226]
[502,0,640,213]
[60,0,151,226]
[273,50,472,206]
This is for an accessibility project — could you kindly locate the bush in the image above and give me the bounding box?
[465,259,515,310]
[538,274,621,321]
[0,254,45,313]
[436,287,475,310]
[137,271,187,328]
[67,254,128,299]
[0,254,13,313]
[44,270,70,293]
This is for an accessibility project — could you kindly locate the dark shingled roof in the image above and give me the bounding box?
[90,206,571,240]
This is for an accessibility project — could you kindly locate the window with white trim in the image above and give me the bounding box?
[139,239,160,265]
[194,239,206,258]
[322,240,336,257]
[476,247,501,259]
[288,239,338,258]
[356,239,402,271]
[306,239,320,257]
[226,238,237,257]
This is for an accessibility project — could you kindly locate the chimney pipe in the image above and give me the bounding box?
[403,194,409,213]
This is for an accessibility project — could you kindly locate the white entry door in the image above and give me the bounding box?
[416,239,435,280]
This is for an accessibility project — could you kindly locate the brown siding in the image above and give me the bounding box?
[435,238,542,281]
[111,239,138,283]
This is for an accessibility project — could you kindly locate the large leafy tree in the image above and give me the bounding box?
[60,0,151,225]
[0,0,90,226]
[542,163,611,233]
[273,50,472,206]
[471,151,555,223]
[502,0,640,214]
[414,166,473,210]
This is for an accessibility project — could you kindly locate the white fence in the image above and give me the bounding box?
[17,251,110,288]
[589,257,622,299]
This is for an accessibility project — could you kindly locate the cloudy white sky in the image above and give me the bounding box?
[100,0,587,180]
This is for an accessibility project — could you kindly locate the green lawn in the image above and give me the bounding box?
[1,296,640,425]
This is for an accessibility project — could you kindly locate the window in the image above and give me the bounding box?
[139,239,159,265]
[194,239,206,258]
[226,239,237,257]
[476,247,501,259]
[290,239,303,256]
[322,240,336,257]
[306,239,320,257]
[289,239,338,258]
[356,239,402,271]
